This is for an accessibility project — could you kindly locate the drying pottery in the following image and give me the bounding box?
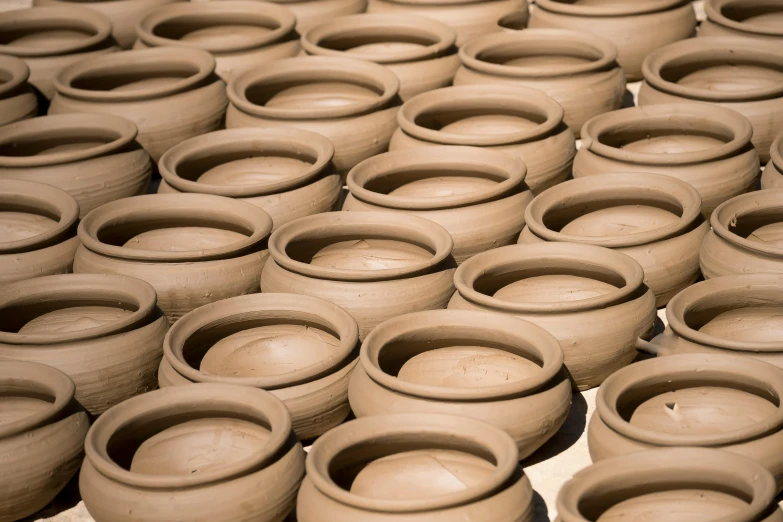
[260,211,457,340]
[454,29,625,136]
[575,103,760,215]
[297,413,534,522]
[301,14,459,101]
[49,47,227,162]
[449,242,656,390]
[497,9,529,31]
[390,84,576,194]
[80,384,305,522]
[0,114,151,217]
[0,361,89,522]
[0,55,37,126]
[344,146,531,264]
[264,0,367,33]
[761,132,783,189]
[700,0,783,41]
[74,193,273,323]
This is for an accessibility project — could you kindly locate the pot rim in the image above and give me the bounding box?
[710,189,783,258]
[705,0,783,37]
[771,132,783,171]
[0,54,30,98]
[534,0,691,17]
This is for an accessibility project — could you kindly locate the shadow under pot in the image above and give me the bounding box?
[79,384,305,522]
[158,293,359,441]
[700,0,783,41]
[0,55,37,126]
[260,211,457,340]
[389,84,576,195]
[761,132,783,189]
[74,193,273,323]
[297,413,535,521]
[448,242,657,391]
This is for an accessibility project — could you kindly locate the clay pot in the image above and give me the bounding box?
[0,361,89,522]
[157,293,358,441]
[700,0,783,41]
[74,193,273,323]
[301,14,459,101]
[297,413,534,522]
[449,242,657,390]
[761,132,783,189]
[0,55,37,126]
[263,0,368,33]
[497,9,529,31]
[49,47,228,162]
[0,114,152,217]
[80,384,305,522]
[574,104,760,215]
[260,211,457,340]
[454,29,625,136]
[390,84,575,194]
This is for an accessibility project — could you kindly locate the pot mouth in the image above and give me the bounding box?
[0,54,30,98]
[77,193,273,262]
[705,0,783,37]
[497,10,530,31]
[710,189,783,259]
[535,0,691,17]
[771,132,783,171]
[305,413,519,512]
[228,56,400,120]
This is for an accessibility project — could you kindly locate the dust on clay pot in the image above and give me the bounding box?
[700,0,783,41]
[761,132,783,189]
[0,55,37,127]
[80,384,305,522]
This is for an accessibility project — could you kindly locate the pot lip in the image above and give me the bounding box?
[158,127,335,197]
[0,54,30,98]
[305,413,520,513]
[346,146,527,211]
[705,0,783,37]
[710,189,783,258]
[771,132,783,171]
[227,56,400,121]
[535,0,691,17]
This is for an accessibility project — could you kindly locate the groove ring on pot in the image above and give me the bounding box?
[705,0,783,37]
[710,189,783,258]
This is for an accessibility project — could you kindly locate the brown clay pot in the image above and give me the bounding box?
[49,47,228,162]
[301,14,459,101]
[157,127,340,230]
[157,293,358,441]
[390,84,576,194]
[0,114,152,217]
[497,9,529,31]
[262,0,368,33]
[74,193,273,323]
[761,132,783,189]
[297,413,534,522]
[0,55,37,126]
[700,0,783,41]
[0,361,89,522]
[574,103,760,215]
[80,384,305,522]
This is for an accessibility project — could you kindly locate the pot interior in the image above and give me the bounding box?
[0,297,137,336]
[69,62,200,93]
[286,235,436,271]
[315,29,439,56]
[595,119,734,155]
[150,13,281,46]
[659,56,783,95]
[498,11,528,30]
[0,127,122,158]
[727,208,783,249]
[0,381,55,426]
[0,200,61,244]
[415,104,546,137]
[682,293,783,344]
[362,166,505,199]
[0,19,98,52]
[718,1,783,28]
[475,41,603,70]
[245,74,384,111]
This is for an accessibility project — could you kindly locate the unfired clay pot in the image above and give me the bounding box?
[497,9,529,31]
[158,293,358,440]
[49,47,228,162]
[0,274,168,415]
[157,127,340,230]
[390,84,576,194]
[297,413,534,522]
[80,384,305,522]
[700,0,783,41]
[262,0,368,33]
[0,55,37,126]
[0,361,89,522]
[761,132,783,189]
[449,242,657,390]
[74,193,273,323]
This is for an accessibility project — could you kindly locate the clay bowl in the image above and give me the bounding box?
[157,127,340,230]
[260,211,457,340]
[700,0,783,41]
[263,0,368,33]
[390,84,576,195]
[135,1,300,83]
[497,9,529,31]
[80,384,305,522]
[49,47,227,162]
[74,193,273,323]
[454,29,625,137]
[158,293,358,441]
[575,103,760,215]
[301,14,459,101]
[297,413,534,521]
[761,132,783,189]
[449,242,657,390]
[0,361,89,522]
[0,55,37,126]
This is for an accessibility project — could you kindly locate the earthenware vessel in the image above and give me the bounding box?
[80,384,305,522]
[497,9,529,31]
[264,0,367,33]
[74,193,273,323]
[390,84,575,194]
[158,293,358,440]
[0,361,89,522]
[297,413,534,521]
[700,0,783,41]
[0,55,37,126]
[761,132,783,189]
[344,146,531,264]
[49,47,227,162]
[260,211,457,340]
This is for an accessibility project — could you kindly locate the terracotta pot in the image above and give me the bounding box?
[344,146,531,264]
[261,0,368,33]
[49,47,228,162]
[260,211,457,340]
[297,413,534,522]
[497,9,529,30]
[158,293,358,440]
[449,242,657,390]
[0,55,37,126]
[74,193,273,323]
[390,84,575,194]
[0,361,89,522]
[700,0,783,41]
[157,127,340,230]
[135,1,300,83]
[0,114,152,217]
[761,132,783,189]
[80,384,305,522]
[454,29,625,137]
[574,103,760,215]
